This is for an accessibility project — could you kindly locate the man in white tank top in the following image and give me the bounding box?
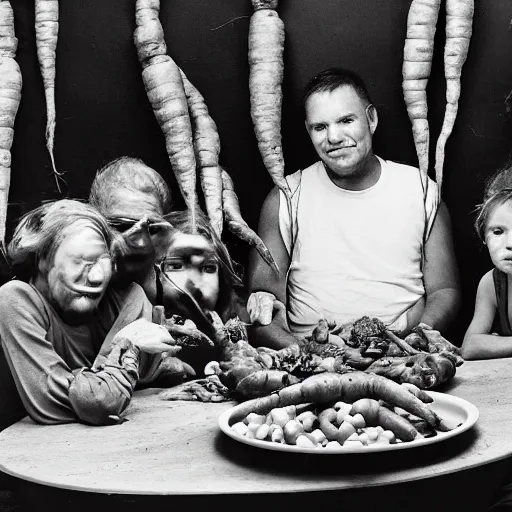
[248,68,461,349]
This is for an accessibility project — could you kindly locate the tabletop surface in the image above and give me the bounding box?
[0,358,511,495]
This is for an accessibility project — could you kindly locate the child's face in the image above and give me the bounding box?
[485,199,512,274]
[161,232,220,311]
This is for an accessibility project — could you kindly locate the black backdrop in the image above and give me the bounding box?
[8,0,512,341]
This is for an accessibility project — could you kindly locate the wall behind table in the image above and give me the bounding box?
[8,0,512,341]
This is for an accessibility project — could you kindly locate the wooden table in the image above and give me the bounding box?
[1,359,512,511]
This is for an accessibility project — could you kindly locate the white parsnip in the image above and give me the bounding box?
[0,0,22,244]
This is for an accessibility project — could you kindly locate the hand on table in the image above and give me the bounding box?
[116,318,182,355]
[247,291,281,326]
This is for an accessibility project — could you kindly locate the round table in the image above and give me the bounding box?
[1,359,512,511]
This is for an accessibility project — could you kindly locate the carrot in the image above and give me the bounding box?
[230,371,442,428]
[350,398,419,441]
[434,0,474,195]
[35,0,63,193]
[402,0,441,196]
[248,0,291,197]
[235,369,299,398]
[179,69,223,238]
[133,0,198,229]
[221,168,280,275]
[0,0,22,245]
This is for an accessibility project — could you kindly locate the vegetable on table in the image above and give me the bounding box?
[229,371,451,430]
[133,0,198,229]
[179,69,223,238]
[248,0,291,197]
[221,168,280,275]
[402,0,441,197]
[434,0,474,195]
[35,0,63,193]
[0,0,22,245]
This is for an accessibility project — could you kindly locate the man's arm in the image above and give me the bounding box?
[247,187,298,349]
[419,202,462,332]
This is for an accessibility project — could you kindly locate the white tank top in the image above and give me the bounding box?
[279,157,439,335]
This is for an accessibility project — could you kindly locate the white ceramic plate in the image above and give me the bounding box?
[218,391,479,454]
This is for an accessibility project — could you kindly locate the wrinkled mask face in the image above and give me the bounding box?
[42,221,113,320]
[104,189,171,281]
[160,232,220,312]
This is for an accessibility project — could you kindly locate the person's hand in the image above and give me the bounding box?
[247,291,277,326]
[115,318,181,355]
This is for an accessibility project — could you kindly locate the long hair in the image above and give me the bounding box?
[163,209,244,321]
[89,157,172,216]
[474,188,512,242]
[303,67,373,115]
[9,199,119,282]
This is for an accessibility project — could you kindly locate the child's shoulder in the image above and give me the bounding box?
[477,269,497,298]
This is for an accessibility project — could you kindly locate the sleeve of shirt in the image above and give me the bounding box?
[0,281,142,425]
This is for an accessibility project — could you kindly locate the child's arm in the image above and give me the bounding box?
[462,271,512,359]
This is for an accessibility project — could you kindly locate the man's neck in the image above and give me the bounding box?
[323,154,381,191]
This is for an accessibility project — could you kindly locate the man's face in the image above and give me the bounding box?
[160,233,220,312]
[44,221,113,320]
[305,85,378,190]
[104,189,170,280]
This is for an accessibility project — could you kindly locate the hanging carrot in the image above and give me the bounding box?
[248,0,290,197]
[35,0,63,193]
[221,168,279,275]
[402,0,441,196]
[179,69,223,238]
[434,0,474,195]
[0,0,22,245]
[133,0,198,229]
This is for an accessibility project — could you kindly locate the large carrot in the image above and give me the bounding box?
[402,0,441,196]
[0,0,22,245]
[230,372,446,429]
[221,168,279,275]
[434,0,474,195]
[133,0,198,229]
[35,0,63,193]
[179,69,223,239]
[248,0,290,197]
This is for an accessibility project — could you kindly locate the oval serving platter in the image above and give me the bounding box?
[218,391,479,454]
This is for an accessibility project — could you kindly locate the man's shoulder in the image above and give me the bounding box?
[381,157,438,190]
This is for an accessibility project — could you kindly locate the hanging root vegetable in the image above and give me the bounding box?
[35,0,63,193]
[434,0,474,195]
[221,168,279,275]
[402,0,441,197]
[0,0,22,245]
[133,0,198,229]
[248,0,291,198]
[179,69,223,238]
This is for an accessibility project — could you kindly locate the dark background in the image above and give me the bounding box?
[7,0,512,342]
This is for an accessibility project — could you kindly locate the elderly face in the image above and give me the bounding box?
[160,232,220,312]
[103,189,171,281]
[42,220,113,319]
[305,85,378,190]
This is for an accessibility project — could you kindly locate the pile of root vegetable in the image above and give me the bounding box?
[158,313,463,404]
[209,315,463,400]
[227,372,459,450]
